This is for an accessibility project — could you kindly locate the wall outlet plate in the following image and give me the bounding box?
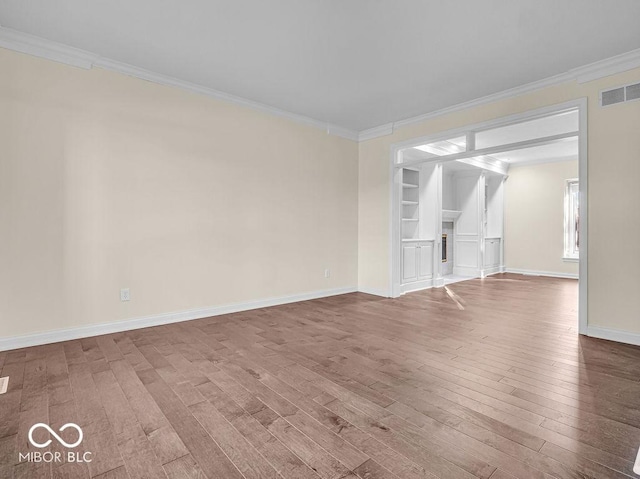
[120,288,130,302]
[324,269,331,278]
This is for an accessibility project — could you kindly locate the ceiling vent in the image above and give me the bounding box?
[600,82,640,107]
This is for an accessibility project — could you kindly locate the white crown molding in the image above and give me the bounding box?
[0,26,95,69]
[2,26,639,143]
[381,72,580,137]
[361,47,640,141]
[587,326,640,347]
[0,27,359,142]
[573,47,640,84]
[325,124,360,141]
[358,123,394,142]
[0,286,357,351]
[505,268,578,280]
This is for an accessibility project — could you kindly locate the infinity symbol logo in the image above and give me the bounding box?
[28,423,83,449]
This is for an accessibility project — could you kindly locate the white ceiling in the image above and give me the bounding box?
[1,1,640,131]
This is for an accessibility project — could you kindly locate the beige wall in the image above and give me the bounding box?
[358,67,640,335]
[3,45,640,341]
[504,160,579,276]
[0,48,359,339]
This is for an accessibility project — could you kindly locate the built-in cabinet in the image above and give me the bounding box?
[483,174,505,275]
[484,238,502,271]
[400,166,440,293]
[451,172,482,278]
[401,168,420,241]
[402,241,434,284]
[400,162,506,293]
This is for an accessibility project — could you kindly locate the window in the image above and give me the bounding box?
[564,179,579,261]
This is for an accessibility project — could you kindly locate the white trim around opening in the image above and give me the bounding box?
[389,98,588,336]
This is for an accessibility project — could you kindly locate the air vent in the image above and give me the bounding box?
[601,82,640,107]
[626,83,640,102]
[601,87,624,106]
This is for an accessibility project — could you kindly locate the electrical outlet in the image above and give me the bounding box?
[324,268,331,278]
[120,288,130,302]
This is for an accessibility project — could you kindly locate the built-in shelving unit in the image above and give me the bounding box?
[399,165,439,293]
[398,160,506,294]
[401,168,420,240]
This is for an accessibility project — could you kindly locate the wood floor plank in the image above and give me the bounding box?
[93,368,167,479]
[253,406,353,479]
[1,358,26,393]
[230,412,323,479]
[0,435,17,479]
[198,334,440,479]
[322,398,480,479]
[257,356,495,478]
[92,466,130,479]
[162,454,206,479]
[137,367,244,479]
[108,359,170,435]
[3,275,640,479]
[0,389,22,438]
[190,399,283,479]
[48,394,90,479]
[81,419,126,478]
[352,458,400,479]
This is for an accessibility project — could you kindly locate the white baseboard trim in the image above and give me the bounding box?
[586,326,640,347]
[453,267,480,278]
[357,287,390,298]
[0,286,357,352]
[400,279,434,295]
[505,268,578,280]
[481,266,504,277]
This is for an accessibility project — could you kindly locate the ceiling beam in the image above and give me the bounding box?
[399,131,578,169]
[457,156,508,176]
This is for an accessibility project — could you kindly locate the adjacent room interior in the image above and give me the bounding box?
[1,2,640,479]
[395,109,581,304]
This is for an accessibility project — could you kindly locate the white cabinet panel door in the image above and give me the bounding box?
[484,239,501,267]
[484,240,494,267]
[418,243,433,280]
[456,240,478,268]
[456,175,480,235]
[402,244,418,283]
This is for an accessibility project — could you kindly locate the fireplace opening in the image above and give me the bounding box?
[442,234,447,262]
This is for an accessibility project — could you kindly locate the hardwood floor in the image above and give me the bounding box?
[2,273,640,478]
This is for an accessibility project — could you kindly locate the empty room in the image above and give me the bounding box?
[1,1,640,479]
